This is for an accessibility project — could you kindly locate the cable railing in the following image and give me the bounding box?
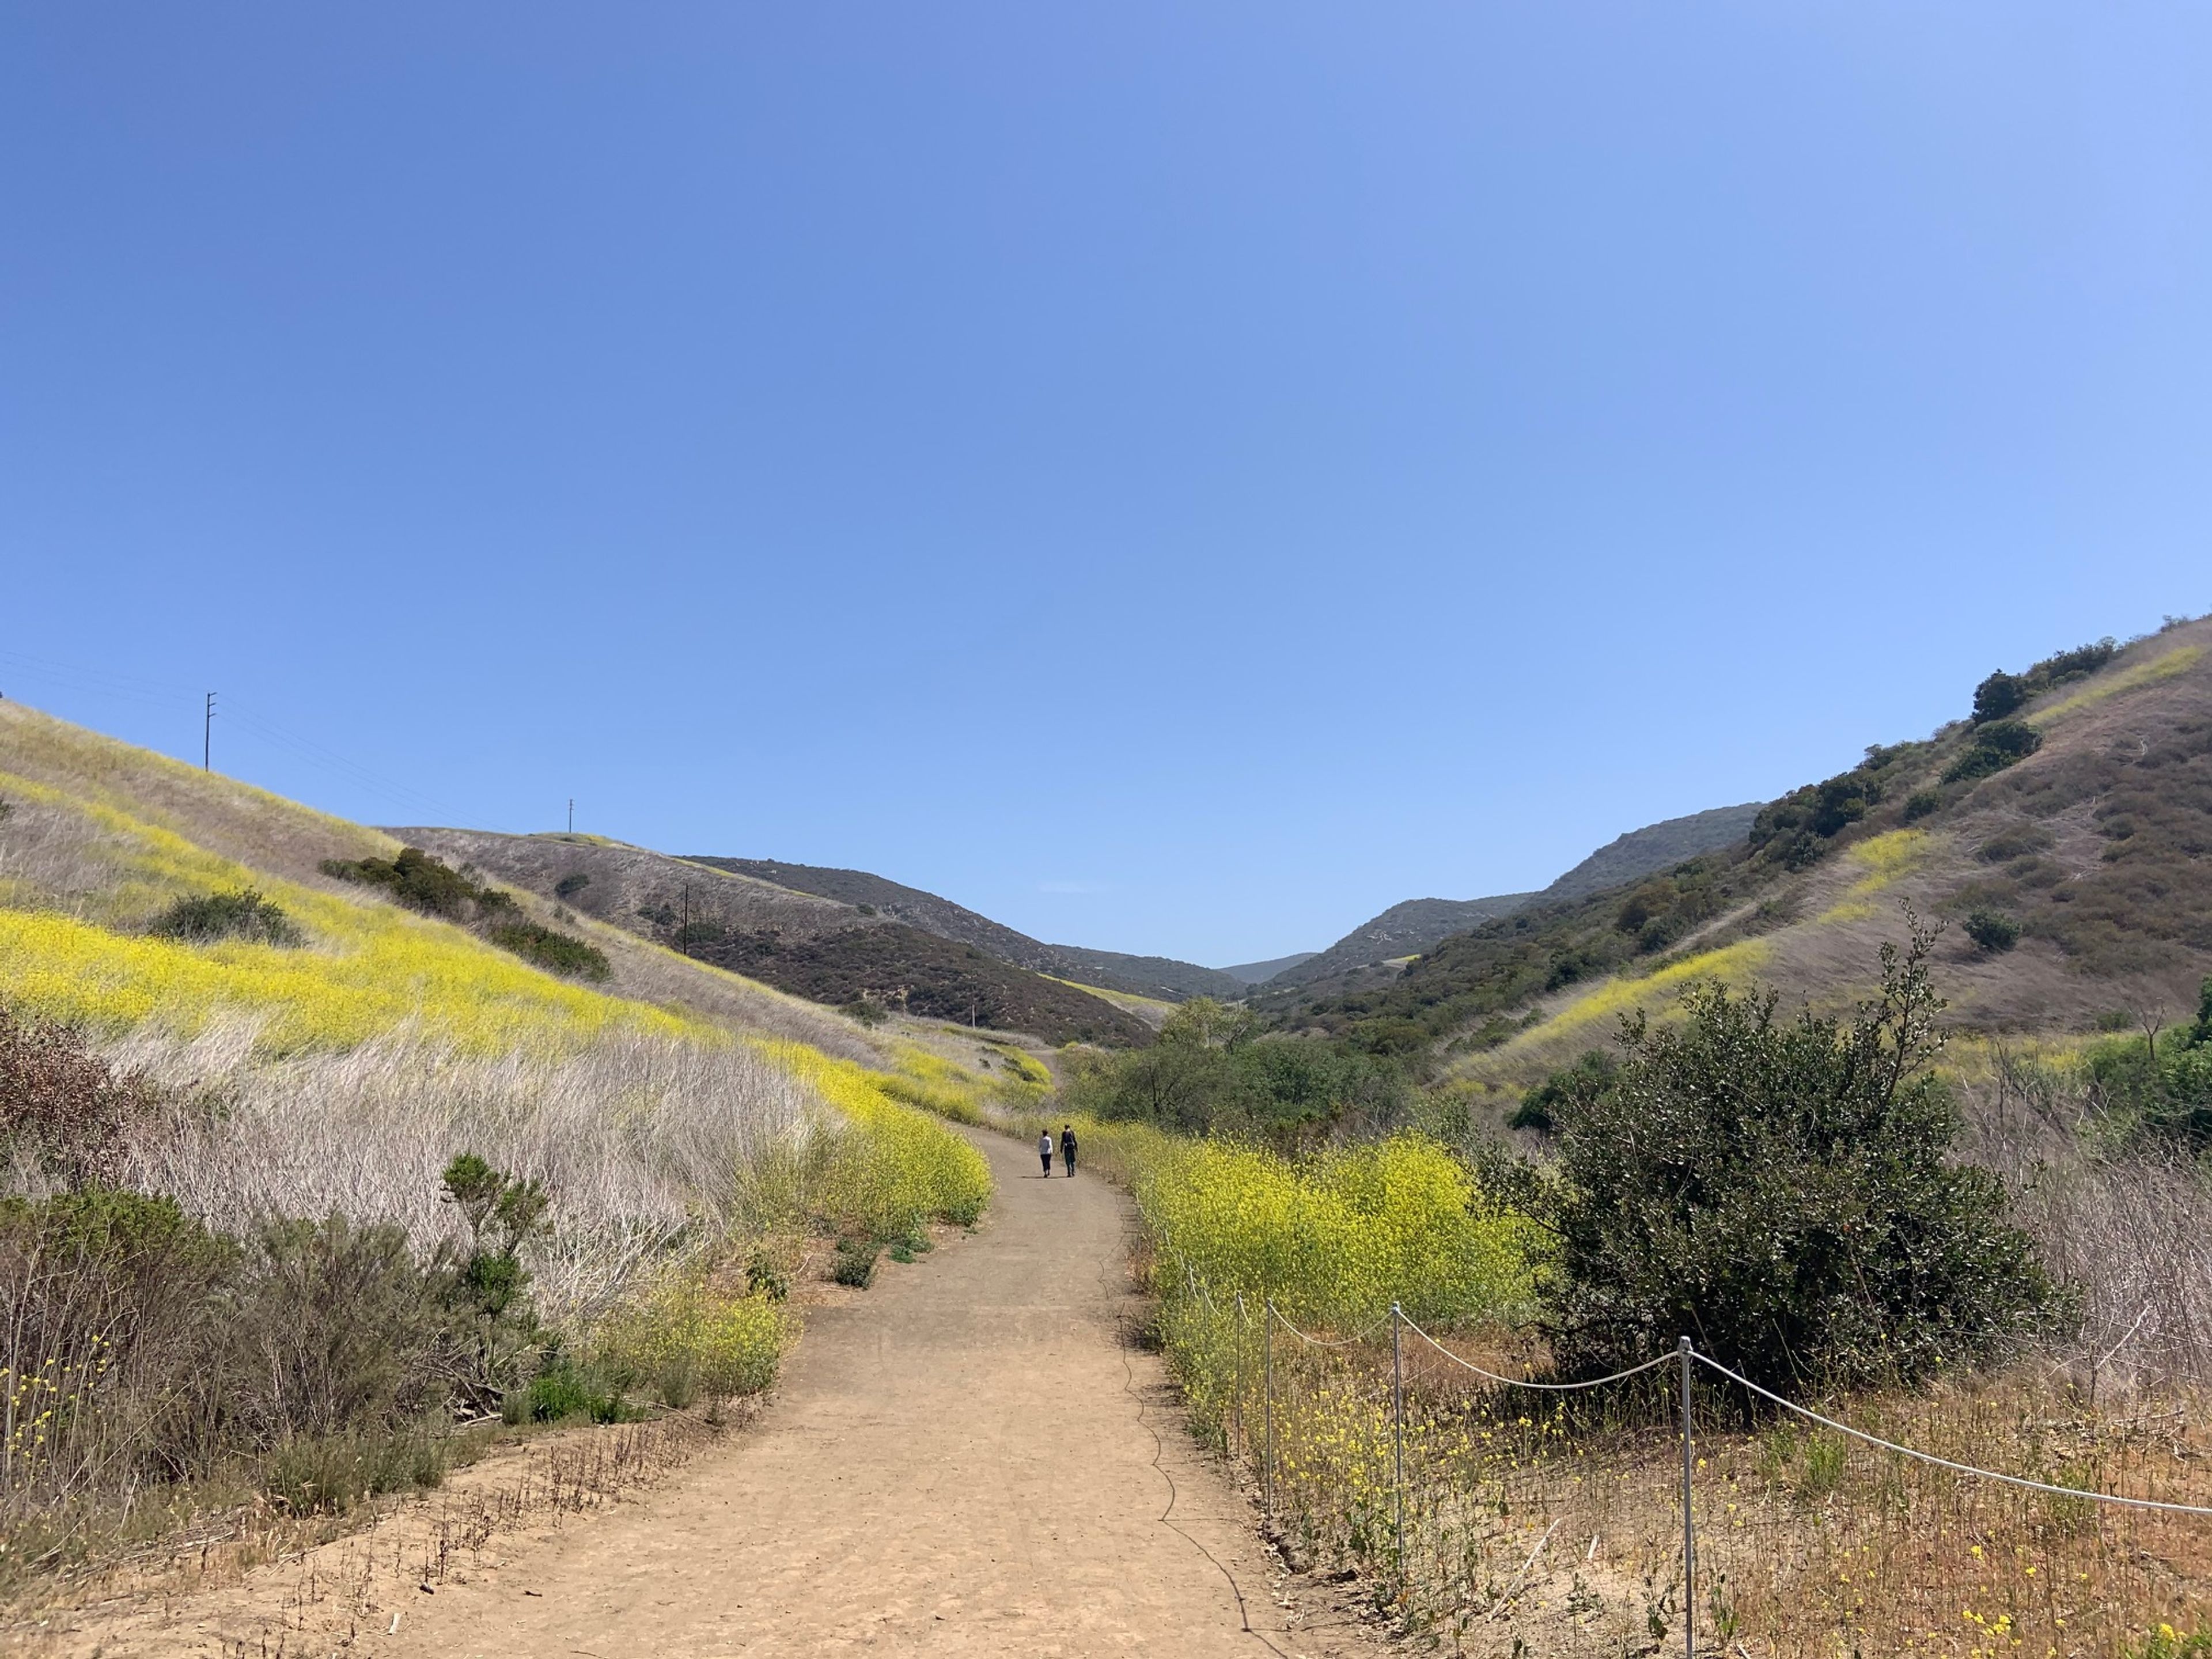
[1176,1280,2212,1657]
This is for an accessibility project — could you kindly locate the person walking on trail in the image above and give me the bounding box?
[1037,1130,1054,1177]
[1060,1124,1078,1177]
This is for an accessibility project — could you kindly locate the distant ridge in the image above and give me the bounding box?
[1263,893,1536,988]
[685,857,1241,1001]
[1536,802,1762,904]
[1262,803,1771,991]
[1221,951,1317,984]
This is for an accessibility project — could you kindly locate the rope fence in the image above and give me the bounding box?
[1168,1275,2212,1657]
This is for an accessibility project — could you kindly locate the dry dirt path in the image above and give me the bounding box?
[373,1124,1381,1658]
[162,1125,1375,1659]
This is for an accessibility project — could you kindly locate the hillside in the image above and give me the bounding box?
[1277,618,2212,1084]
[1220,950,1317,984]
[1263,893,1537,989]
[1263,802,1766,994]
[0,706,874,1060]
[397,831,1152,1046]
[687,855,1243,1001]
[1536,801,1762,903]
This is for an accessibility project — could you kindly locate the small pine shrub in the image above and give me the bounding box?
[554,872,591,900]
[150,888,302,947]
[1901,789,1943,823]
[1963,908,2021,953]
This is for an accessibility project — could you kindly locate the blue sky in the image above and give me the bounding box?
[4,3,2209,966]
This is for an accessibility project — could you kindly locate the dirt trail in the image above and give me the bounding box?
[60,1126,1382,1658]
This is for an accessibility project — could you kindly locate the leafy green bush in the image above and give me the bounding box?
[1972,641,2116,725]
[487,919,610,981]
[2083,1005,2212,1151]
[1963,908,2020,953]
[1944,719,2043,783]
[321,847,484,919]
[832,1237,879,1287]
[1508,1048,1616,1134]
[150,888,303,947]
[513,1357,626,1423]
[554,872,592,900]
[1060,999,1406,1143]
[1500,923,2055,1391]
[1901,789,1943,823]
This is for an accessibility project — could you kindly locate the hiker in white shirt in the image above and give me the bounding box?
[1037,1130,1054,1177]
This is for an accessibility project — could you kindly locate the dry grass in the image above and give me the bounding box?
[1190,1309,2212,1657]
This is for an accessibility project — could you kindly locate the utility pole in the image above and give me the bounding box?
[203,692,216,771]
[567,798,574,834]
[680,884,690,956]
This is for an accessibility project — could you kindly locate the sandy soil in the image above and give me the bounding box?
[40,1127,1385,1658]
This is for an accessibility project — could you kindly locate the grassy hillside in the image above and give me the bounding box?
[0,702,1021,1574]
[686,854,1243,1001]
[1262,804,1765,995]
[1272,618,2212,1083]
[403,828,1151,1046]
[1536,799,1762,902]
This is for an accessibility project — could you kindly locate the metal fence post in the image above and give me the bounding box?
[1679,1336,1695,1659]
[1234,1294,1248,1462]
[1262,1298,1275,1516]
[1392,1302,1407,1580]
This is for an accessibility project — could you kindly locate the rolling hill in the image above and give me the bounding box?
[686,855,1246,1001]
[390,832,1154,1047]
[1262,803,1767,994]
[1276,618,2212,1086]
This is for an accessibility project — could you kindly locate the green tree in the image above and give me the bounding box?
[1516,919,2054,1391]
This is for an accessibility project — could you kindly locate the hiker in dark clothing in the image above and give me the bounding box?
[1037,1130,1054,1176]
[1060,1124,1078,1176]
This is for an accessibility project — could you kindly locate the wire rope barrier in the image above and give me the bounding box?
[1687,1347,2212,1518]
[1188,1283,2212,1659]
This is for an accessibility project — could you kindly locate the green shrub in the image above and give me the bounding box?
[1972,670,2029,725]
[554,872,591,900]
[1944,719,2043,783]
[1508,1048,1616,1134]
[320,847,483,919]
[1504,921,2055,1391]
[831,1237,879,1288]
[234,1215,450,1439]
[440,1154,552,1410]
[514,1358,625,1424]
[487,919,611,981]
[1963,908,2020,953]
[150,888,303,947]
[1901,789,1943,823]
